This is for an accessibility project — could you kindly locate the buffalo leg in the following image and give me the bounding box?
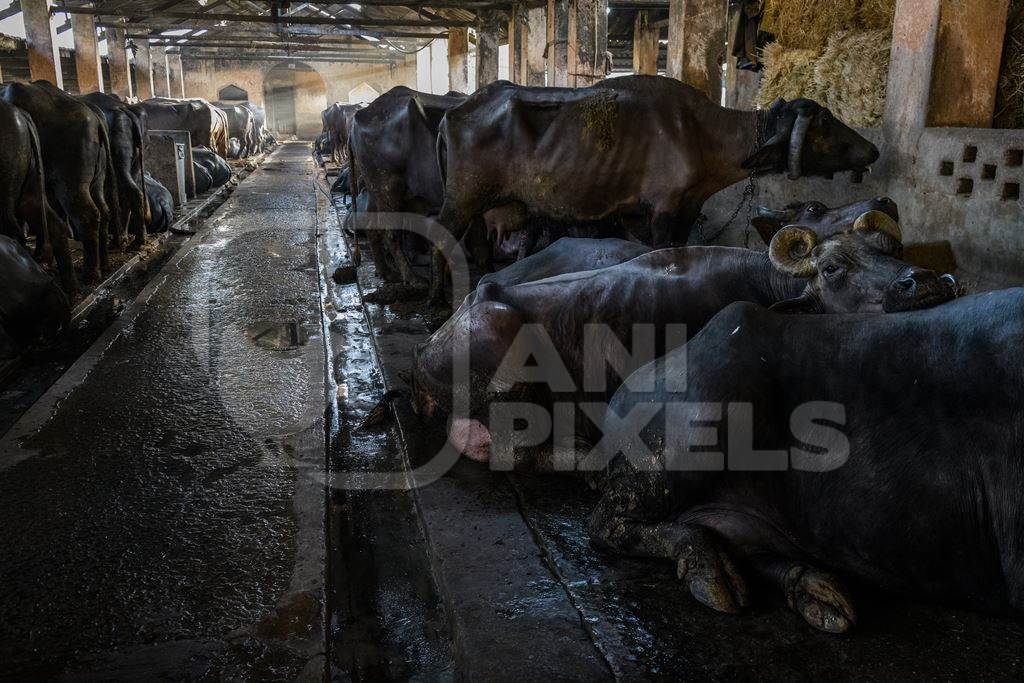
[587,470,749,613]
[747,555,856,633]
[44,204,77,297]
[432,200,475,305]
[69,192,103,283]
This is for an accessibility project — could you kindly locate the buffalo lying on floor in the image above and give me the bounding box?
[80,91,150,249]
[136,97,229,157]
[590,287,1024,632]
[0,235,70,358]
[479,197,902,289]
[143,173,174,233]
[192,146,232,190]
[0,97,75,295]
[433,76,879,302]
[2,80,118,285]
[411,212,957,463]
[348,87,466,286]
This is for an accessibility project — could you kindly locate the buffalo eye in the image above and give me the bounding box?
[805,202,824,215]
[821,263,843,280]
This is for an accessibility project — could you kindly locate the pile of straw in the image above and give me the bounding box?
[813,29,892,127]
[760,0,861,49]
[755,0,896,127]
[995,1,1024,129]
[755,43,824,107]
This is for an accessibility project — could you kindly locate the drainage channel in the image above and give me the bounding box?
[315,185,454,679]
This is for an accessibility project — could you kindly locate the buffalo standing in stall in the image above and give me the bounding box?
[591,287,1024,633]
[348,87,466,285]
[136,97,229,158]
[0,98,75,295]
[80,92,150,249]
[321,102,364,165]
[2,81,119,285]
[433,76,879,302]
[215,102,257,158]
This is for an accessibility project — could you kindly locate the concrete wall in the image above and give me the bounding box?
[181,55,417,137]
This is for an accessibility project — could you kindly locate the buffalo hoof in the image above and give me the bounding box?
[785,566,856,634]
[332,265,357,285]
[675,527,750,614]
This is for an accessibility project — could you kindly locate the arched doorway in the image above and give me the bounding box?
[263,62,328,139]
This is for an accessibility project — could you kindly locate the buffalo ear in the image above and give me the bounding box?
[741,132,785,170]
[769,291,821,314]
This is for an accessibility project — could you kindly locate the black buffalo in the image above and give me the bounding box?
[590,287,1024,632]
[0,98,75,295]
[348,87,466,286]
[433,76,879,301]
[321,102,364,165]
[192,146,231,190]
[479,197,902,289]
[0,235,70,358]
[136,98,228,158]
[80,91,150,249]
[2,81,119,284]
[143,173,173,233]
[215,102,257,158]
[412,212,955,462]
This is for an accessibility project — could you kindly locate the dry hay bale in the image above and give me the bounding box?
[995,3,1024,128]
[858,0,897,29]
[756,42,825,108]
[813,29,891,127]
[759,0,859,49]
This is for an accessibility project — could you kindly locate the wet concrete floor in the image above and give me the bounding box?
[0,143,328,679]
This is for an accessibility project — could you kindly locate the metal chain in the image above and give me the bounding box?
[697,109,768,245]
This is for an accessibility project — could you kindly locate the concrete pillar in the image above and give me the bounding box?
[167,50,185,98]
[525,6,547,85]
[547,0,570,86]
[448,27,471,93]
[151,44,170,97]
[508,5,524,83]
[22,0,63,88]
[476,14,500,87]
[71,9,102,94]
[106,27,132,99]
[881,0,940,174]
[567,0,608,87]
[926,0,1010,127]
[134,39,154,100]
[633,10,660,75]
[667,0,727,99]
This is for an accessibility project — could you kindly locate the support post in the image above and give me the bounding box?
[567,0,608,86]
[667,0,726,99]
[106,27,132,98]
[167,50,185,98]
[22,0,62,88]
[547,0,569,86]
[134,38,154,100]
[508,4,523,83]
[525,6,547,85]
[633,10,660,75]
[926,0,1010,127]
[476,13,500,87]
[448,27,471,93]
[71,7,102,93]
[151,44,170,97]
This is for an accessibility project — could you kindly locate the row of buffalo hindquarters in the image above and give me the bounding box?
[0,82,268,363]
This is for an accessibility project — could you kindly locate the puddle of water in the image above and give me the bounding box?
[246,322,308,349]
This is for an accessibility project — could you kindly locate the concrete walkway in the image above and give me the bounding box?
[0,143,328,679]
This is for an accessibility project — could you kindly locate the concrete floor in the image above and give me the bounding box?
[3,141,1023,680]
